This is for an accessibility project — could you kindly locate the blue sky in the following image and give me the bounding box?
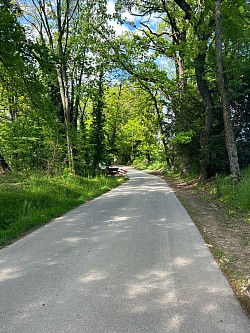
[107,1,173,72]
[107,0,160,35]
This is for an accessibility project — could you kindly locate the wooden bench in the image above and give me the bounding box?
[107,167,128,177]
[107,167,119,176]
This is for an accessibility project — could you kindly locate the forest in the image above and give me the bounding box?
[1,0,250,183]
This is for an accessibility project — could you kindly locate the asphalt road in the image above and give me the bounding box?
[0,168,249,333]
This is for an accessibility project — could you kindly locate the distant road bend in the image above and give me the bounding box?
[0,168,249,332]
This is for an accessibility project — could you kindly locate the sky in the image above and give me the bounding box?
[106,0,172,71]
[106,0,160,36]
[106,0,133,35]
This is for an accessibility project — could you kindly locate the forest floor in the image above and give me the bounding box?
[146,170,250,316]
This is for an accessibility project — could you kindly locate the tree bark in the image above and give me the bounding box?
[215,0,240,184]
[150,92,170,166]
[195,52,213,182]
[35,0,75,171]
[55,0,74,171]
[56,64,74,171]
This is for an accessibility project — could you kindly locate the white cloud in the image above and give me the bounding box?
[110,20,130,36]
[106,1,161,36]
[107,0,131,36]
[121,10,136,22]
[107,0,116,15]
[107,0,135,22]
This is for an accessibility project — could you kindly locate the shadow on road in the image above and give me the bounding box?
[0,169,249,332]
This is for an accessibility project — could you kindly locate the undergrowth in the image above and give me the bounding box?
[133,159,167,171]
[208,167,250,211]
[0,172,125,246]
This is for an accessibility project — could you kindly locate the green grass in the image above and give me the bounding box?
[0,172,126,246]
[171,166,250,212]
[212,167,250,211]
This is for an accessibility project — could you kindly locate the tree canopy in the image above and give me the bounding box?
[0,0,250,181]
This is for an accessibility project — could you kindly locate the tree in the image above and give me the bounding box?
[0,0,37,170]
[105,81,161,164]
[19,0,112,171]
[1,0,249,177]
[114,0,249,179]
[215,0,240,184]
[89,71,106,175]
[114,0,213,176]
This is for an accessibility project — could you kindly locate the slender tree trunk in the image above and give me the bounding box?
[91,71,106,176]
[176,53,185,94]
[56,47,74,170]
[151,93,170,165]
[56,1,74,171]
[34,0,75,171]
[70,64,86,129]
[195,53,213,182]
[215,0,240,184]
[56,66,74,170]
[173,52,185,96]
[110,81,123,150]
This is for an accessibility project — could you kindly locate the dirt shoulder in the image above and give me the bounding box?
[147,170,250,316]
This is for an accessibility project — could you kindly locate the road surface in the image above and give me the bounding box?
[0,168,249,332]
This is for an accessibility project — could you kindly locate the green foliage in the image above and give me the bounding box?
[105,82,161,164]
[171,130,195,145]
[0,172,125,245]
[213,167,250,210]
[0,0,250,180]
[133,158,167,171]
[0,0,24,70]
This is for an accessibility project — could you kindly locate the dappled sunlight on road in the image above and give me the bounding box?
[103,175,174,200]
[79,270,107,284]
[0,168,249,332]
[62,236,84,244]
[201,302,219,313]
[173,257,193,267]
[0,267,23,282]
[70,249,239,332]
[126,270,174,301]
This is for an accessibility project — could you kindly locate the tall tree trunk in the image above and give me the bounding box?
[173,52,185,96]
[90,71,106,176]
[34,0,77,171]
[110,81,123,150]
[71,65,86,130]
[215,0,240,184]
[151,93,170,166]
[56,7,72,169]
[195,53,213,182]
[56,64,74,171]
[177,53,185,94]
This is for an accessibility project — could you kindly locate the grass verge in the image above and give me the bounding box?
[209,167,250,211]
[0,172,126,247]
